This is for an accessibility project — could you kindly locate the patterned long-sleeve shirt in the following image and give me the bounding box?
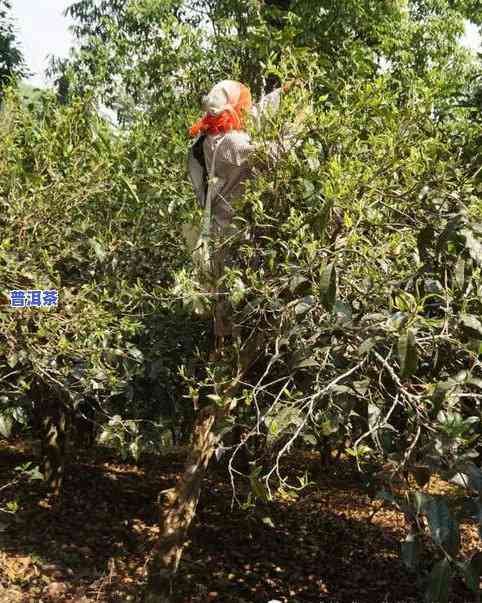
[188,88,284,232]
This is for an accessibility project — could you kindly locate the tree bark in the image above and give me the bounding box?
[145,403,226,601]
[31,381,70,497]
[39,396,70,497]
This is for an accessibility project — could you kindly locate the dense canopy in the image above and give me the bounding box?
[0,1,481,602]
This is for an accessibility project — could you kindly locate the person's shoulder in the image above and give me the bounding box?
[202,131,250,145]
[222,130,251,144]
[220,131,252,156]
[216,130,253,166]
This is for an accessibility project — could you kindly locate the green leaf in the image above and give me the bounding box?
[426,500,450,546]
[250,476,269,502]
[359,337,376,355]
[6,353,18,369]
[289,275,310,294]
[207,394,222,404]
[351,379,370,395]
[0,414,13,438]
[346,444,372,458]
[129,439,140,461]
[412,491,432,514]
[389,311,408,331]
[21,464,44,481]
[89,238,107,261]
[320,263,336,311]
[320,419,337,436]
[452,463,482,492]
[425,558,451,603]
[459,314,482,338]
[425,499,460,555]
[401,532,420,570]
[302,179,315,199]
[261,516,275,528]
[454,256,465,290]
[333,301,352,322]
[398,329,418,378]
[460,228,482,264]
[295,295,315,316]
[367,402,381,432]
[460,551,482,593]
[293,357,319,370]
[6,499,19,513]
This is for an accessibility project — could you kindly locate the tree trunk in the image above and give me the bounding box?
[71,398,97,449]
[317,435,332,467]
[145,403,226,601]
[31,380,70,497]
[40,396,70,497]
[145,332,265,602]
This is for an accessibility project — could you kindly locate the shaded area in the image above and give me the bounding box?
[0,442,477,602]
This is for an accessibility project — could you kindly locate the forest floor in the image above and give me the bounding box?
[0,440,480,603]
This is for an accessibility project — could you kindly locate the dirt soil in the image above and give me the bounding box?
[0,440,480,603]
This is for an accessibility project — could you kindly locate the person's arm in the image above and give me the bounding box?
[251,80,304,127]
[251,88,283,128]
[250,82,306,164]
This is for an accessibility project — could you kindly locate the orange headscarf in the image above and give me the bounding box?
[189,80,252,138]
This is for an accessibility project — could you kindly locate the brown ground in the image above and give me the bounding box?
[0,440,479,603]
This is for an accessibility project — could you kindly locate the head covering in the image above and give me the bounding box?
[189,80,252,138]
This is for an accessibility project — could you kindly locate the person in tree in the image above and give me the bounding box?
[187,79,301,352]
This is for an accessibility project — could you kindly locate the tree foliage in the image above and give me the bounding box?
[0,0,25,89]
[1,0,481,601]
